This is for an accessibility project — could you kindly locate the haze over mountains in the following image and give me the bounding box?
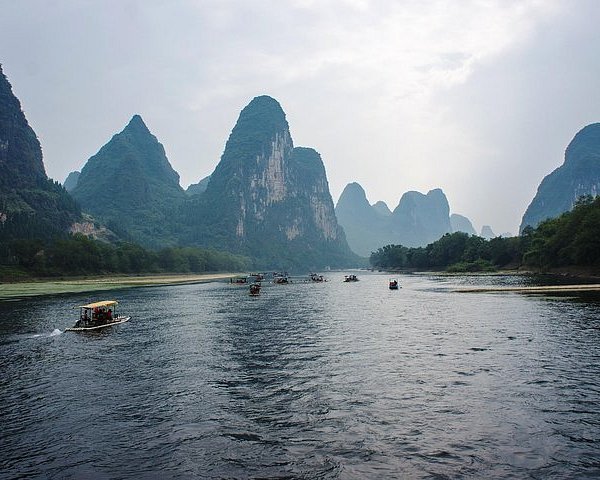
[3,62,600,269]
[335,183,479,257]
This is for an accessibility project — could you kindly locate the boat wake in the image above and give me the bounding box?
[31,329,63,338]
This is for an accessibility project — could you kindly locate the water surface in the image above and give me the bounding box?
[1,273,600,478]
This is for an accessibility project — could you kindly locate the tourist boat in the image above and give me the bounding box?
[309,273,325,282]
[249,283,261,296]
[344,274,359,282]
[66,300,130,332]
[389,279,399,290]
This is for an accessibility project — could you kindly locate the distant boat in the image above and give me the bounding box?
[309,273,325,282]
[249,283,261,296]
[66,300,130,332]
[273,275,289,284]
[389,279,399,290]
[230,276,248,284]
[344,274,359,282]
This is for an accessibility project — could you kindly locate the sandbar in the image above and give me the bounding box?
[0,273,241,301]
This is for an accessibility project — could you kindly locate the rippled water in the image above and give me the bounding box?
[2,272,600,479]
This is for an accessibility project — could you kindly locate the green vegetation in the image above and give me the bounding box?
[0,233,250,281]
[70,115,186,249]
[0,178,81,242]
[370,195,600,273]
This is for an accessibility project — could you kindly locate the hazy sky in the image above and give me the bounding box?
[1,0,599,235]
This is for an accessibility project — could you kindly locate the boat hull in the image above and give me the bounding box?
[65,316,131,332]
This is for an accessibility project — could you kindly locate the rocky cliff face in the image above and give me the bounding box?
[335,183,394,256]
[521,123,600,232]
[390,188,452,247]
[450,213,476,235]
[182,95,355,269]
[71,115,185,247]
[0,65,80,241]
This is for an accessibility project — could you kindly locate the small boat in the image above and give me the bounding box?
[309,273,325,282]
[273,276,289,284]
[389,279,400,290]
[65,300,130,332]
[344,274,359,282]
[249,283,261,296]
[230,276,248,284]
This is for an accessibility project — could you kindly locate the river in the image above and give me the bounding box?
[1,272,600,479]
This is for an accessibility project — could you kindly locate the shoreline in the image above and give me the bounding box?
[455,284,600,294]
[0,273,241,301]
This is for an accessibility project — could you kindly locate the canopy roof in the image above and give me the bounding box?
[79,300,118,309]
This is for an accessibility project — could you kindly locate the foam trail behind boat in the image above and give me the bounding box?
[31,329,63,338]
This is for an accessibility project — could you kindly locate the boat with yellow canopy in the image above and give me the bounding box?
[65,300,131,332]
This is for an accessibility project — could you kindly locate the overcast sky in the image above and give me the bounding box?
[1,0,599,235]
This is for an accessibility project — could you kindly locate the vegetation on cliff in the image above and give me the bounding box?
[0,65,81,244]
[71,115,186,248]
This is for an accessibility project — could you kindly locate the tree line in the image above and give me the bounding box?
[370,196,600,272]
[0,233,250,280]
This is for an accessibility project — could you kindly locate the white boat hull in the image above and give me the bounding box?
[65,316,131,332]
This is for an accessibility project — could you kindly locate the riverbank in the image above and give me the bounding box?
[456,284,600,294]
[0,273,241,301]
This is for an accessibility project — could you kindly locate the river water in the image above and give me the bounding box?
[1,272,600,479]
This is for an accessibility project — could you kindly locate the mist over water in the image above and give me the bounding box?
[1,273,600,478]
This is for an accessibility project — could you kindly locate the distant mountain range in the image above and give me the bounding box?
[335,183,479,256]
[5,63,599,267]
[521,123,600,232]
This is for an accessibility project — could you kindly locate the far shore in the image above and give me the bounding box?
[456,284,600,294]
[0,273,243,301]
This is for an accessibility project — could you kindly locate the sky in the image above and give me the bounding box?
[1,0,599,235]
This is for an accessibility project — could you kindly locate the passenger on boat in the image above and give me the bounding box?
[107,309,112,320]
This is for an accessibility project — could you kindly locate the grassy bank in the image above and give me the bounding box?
[0,273,242,301]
